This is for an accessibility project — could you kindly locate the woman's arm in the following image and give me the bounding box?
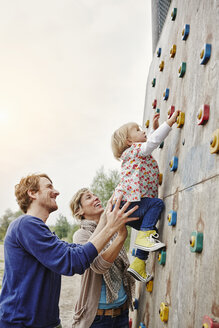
[101,227,127,263]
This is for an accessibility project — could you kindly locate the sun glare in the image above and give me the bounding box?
[0,110,9,124]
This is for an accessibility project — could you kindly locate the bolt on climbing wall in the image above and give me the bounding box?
[130,1,219,327]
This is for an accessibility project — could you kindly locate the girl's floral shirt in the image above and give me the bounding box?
[114,143,159,202]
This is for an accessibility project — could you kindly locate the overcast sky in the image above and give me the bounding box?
[0,0,152,225]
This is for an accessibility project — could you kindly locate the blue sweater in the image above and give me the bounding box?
[0,215,98,328]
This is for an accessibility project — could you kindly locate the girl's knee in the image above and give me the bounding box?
[157,198,165,209]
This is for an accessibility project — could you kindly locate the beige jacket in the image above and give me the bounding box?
[71,228,130,328]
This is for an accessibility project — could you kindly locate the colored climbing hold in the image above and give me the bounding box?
[210,129,219,154]
[197,104,210,125]
[157,47,162,57]
[171,8,177,21]
[170,44,176,58]
[190,231,203,253]
[134,298,139,310]
[168,105,175,119]
[129,318,132,328]
[169,156,178,172]
[152,78,156,87]
[163,88,169,101]
[182,24,190,40]
[139,323,146,328]
[202,315,219,327]
[156,108,160,114]
[146,279,153,292]
[131,248,136,257]
[159,302,169,322]
[178,62,186,78]
[159,61,164,71]
[159,141,164,149]
[200,44,211,65]
[145,120,150,128]
[158,250,166,265]
[167,210,177,226]
[152,99,157,109]
[158,173,163,185]
[177,112,185,128]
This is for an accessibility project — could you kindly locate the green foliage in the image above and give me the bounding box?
[90,167,132,251]
[52,214,71,239]
[124,226,131,252]
[0,208,22,240]
[50,218,79,243]
[90,166,120,207]
[0,269,4,290]
[66,224,80,243]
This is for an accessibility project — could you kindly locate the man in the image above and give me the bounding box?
[0,173,138,328]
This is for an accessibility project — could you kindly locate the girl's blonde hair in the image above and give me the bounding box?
[111,122,138,160]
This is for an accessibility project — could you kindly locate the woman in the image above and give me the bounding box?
[70,188,136,328]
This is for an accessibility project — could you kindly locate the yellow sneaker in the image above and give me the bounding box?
[135,230,165,252]
[127,257,152,283]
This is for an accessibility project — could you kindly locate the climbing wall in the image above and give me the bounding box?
[130,1,219,327]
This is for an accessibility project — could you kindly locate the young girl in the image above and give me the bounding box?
[111,111,180,282]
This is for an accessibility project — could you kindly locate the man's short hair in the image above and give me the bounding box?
[15,173,52,213]
[70,188,89,221]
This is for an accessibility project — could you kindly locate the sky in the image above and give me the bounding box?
[0,0,152,225]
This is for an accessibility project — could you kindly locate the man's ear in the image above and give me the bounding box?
[27,189,37,200]
[126,138,132,146]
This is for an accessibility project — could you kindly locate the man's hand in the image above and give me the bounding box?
[89,195,138,254]
[105,195,138,235]
[118,224,128,240]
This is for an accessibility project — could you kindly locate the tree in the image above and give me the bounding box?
[66,224,80,243]
[90,167,131,252]
[90,166,120,207]
[53,214,70,240]
[0,209,22,240]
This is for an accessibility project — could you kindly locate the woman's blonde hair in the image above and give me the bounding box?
[69,188,89,221]
[15,173,52,213]
[111,122,138,160]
